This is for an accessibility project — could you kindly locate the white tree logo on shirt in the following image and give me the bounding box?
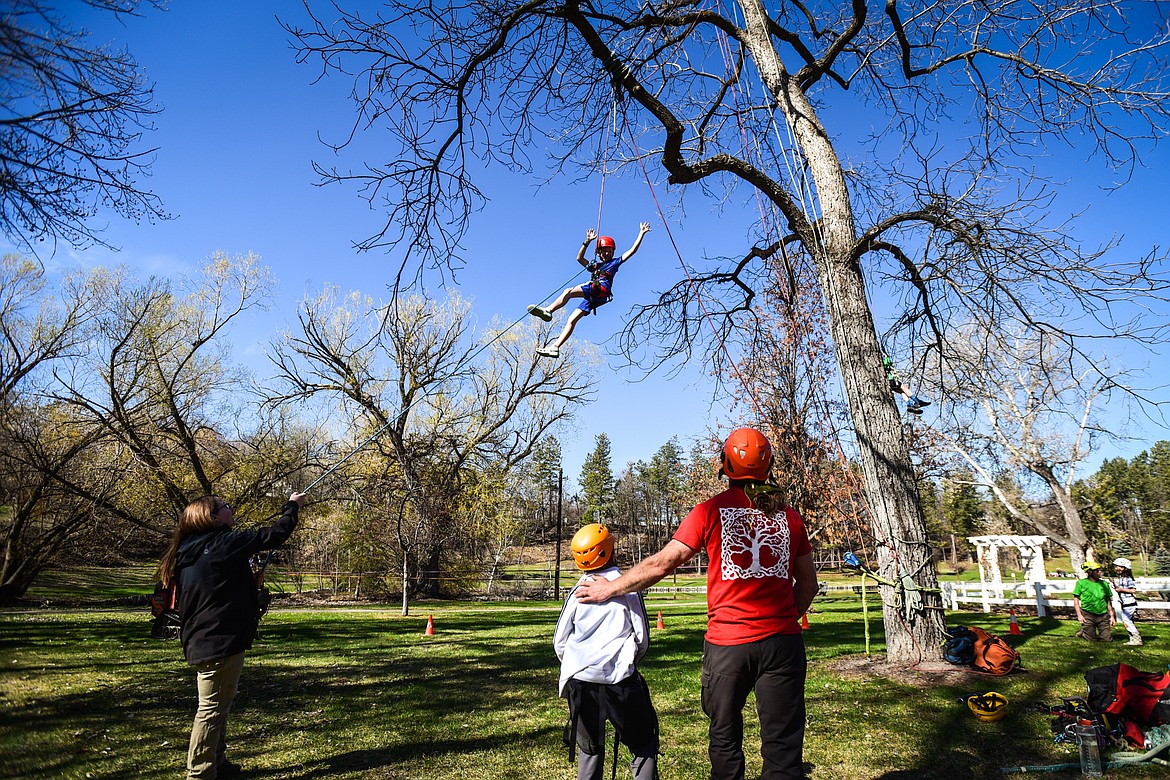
[720,507,791,579]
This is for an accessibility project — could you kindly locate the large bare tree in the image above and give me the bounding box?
[268,288,596,613]
[0,0,169,251]
[930,324,1133,570]
[287,1,1170,662]
[0,254,104,601]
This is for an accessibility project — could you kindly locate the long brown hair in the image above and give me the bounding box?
[156,496,221,587]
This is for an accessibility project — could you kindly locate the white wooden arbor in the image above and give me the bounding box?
[968,534,1048,610]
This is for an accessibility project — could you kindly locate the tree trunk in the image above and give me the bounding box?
[401,556,409,617]
[1037,465,1090,570]
[0,557,40,605]
[738,0,945,663]
[0,581,30,605]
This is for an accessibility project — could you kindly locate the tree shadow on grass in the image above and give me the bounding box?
[253,725,560,779]
[846,616,1169,780]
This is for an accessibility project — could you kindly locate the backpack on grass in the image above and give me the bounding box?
[968,625,1020,676]
[148,580,180,640]
[1086,663,1170,726]
[942,627,976,666]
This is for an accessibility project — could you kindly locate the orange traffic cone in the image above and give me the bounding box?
[1008,608,1021,635]
[656,611,665,630]
[424,614,435,636]
[801,613,810,630]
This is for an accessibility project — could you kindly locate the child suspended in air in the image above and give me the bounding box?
[883,355,931,415]
[528,223,651,359]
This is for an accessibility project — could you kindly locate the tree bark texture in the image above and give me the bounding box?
[738,0,944,663]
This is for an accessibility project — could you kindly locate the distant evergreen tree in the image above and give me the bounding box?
[1154,547,1170,577]
[1112,538,1132,559]
[526,436,562,537]
[580,433,614,524]
[942,474,985,536]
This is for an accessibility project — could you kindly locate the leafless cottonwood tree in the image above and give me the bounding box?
[49,253,316,534]
[0,254,104,602]
[0,0,169,251]
[287,1,1170,662]
[268,289,596,614]
[929,325,1134,571]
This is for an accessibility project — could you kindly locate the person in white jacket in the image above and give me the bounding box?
[554,523,659,780]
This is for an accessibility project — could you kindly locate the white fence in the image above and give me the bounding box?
[940,578,1170,617]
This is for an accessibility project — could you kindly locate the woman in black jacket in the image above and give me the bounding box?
[157,492,306,779]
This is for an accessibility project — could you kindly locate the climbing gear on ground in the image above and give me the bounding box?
[969,626,1021,676]
[963,691,1008,722]
[942,627,976,666]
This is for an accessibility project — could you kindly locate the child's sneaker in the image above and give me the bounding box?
[910,395,931,408]
[907,405,923,415]
[527,305,552,322]
[536,345,560,358]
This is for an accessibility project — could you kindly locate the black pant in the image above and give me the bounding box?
[565,674,659,780]
[701,633,806,780]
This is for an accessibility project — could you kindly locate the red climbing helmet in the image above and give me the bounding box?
[572,523,614,571]
[596,235,616,252]
[721,427,773,481]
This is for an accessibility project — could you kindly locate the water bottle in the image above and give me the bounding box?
[1076,718,1103,777]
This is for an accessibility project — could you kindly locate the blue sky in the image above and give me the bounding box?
[31,0,736,484]
[19,1,1170,484]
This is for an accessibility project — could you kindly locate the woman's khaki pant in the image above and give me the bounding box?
[188,651,245,779]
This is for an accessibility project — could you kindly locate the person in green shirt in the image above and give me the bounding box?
[1072,561,1115,642]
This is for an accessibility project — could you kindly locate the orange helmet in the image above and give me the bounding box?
[596,235,616,252]
[721,427,773,481]
[571,523,614,571]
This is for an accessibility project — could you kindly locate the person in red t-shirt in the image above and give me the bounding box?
[576,427,817,780]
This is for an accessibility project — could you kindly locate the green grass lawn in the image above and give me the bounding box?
[24,564,159,604]
[1,594,1167,779]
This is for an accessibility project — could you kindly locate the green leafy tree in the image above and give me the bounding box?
[1,253,319,602]
[1142,442,1170,548]
[52,253,309,526]
[580,433,614,524]
[643,437,685,548]
[942,474,984,538]
[527,435,563,537]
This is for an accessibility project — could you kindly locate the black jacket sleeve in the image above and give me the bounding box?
[176,501,301,665]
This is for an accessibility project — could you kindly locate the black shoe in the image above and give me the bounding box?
[907,405,923,415]
[218,760,243,777]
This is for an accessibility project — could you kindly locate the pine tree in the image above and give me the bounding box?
[1154,548,1170,577]
[580,433,614,524]
[942,474,985,536]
